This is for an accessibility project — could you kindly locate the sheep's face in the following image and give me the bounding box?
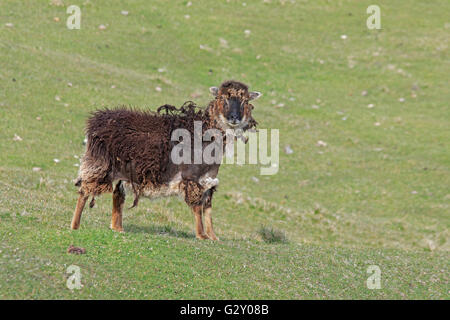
[209,82,261,130]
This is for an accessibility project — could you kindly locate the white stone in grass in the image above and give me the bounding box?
[186,1,192,6]
[53,158,60,163]
[399,97,405,102]
[284,145,294,154]
[244,29,251,37]
[368,103,375,108]
[98,24,107,30]
[121,10,129,16]
[32,167,42,172]
[5,23,13,28]
[426,239,436,251]
[184,15,190,19]
[316,140,327,147]
[13,134,23,141]
[251,176,259,183]
[219,38,229,48]
[374,122,381,126]
[311,104,320,109]
[340,34,347,40]
[55,96,61,101]
[155,86,162,92]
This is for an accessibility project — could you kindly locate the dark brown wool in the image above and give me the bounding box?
[81,101,211,207]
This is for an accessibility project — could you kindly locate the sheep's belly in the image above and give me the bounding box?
[122,173,184,201]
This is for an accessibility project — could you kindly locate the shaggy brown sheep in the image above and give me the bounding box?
[71,80,261,240]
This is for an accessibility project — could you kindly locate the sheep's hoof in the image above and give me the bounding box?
[70,222,80,230]
[207,234,219,241]
[196,233,209,240]
[110,224,124,233]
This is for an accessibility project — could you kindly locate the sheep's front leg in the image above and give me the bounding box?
[111,181,125,232]
[191,205,208,239]
[203,207,218,241]
[203,188,218,241]
[71,193,89,230]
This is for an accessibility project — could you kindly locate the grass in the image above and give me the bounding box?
[0,0,449,299]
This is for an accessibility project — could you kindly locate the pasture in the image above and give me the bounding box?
[0,0,448,299]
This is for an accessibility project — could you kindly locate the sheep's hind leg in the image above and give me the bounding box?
[111,181,125,232]
[71,192,89,230]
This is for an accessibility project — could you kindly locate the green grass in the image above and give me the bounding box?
[0,0,449,299]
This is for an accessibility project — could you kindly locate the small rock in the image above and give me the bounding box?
[53,17,60,22]
[411,190,418,194]
[399,97,405,102]
[121,10,129,16]
[361,90,368,96]
[187,1,192,6]
[426,239,436,251]
[316,140,327,147]
[311,104,320,109]
[244,29,251,37]
[219,38,228,48]
[367,103,375,108]
[53,158,60,163]
[13,134,23,141]
[155,86,162,92]
[111,85,116,89]
[67,245,86,255]
[340,34,347,40]
[374,122,381,126]
[32,167,42,172]
[67,82,72,87]
[98,24,107,30]
[251,176,259,183]
[55,96,61,101]
[36,116,41,120]
[184,15,190,19]
[284,145,294,154]
[5,23,13,28]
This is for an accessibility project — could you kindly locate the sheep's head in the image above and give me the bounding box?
[209,80,261,131]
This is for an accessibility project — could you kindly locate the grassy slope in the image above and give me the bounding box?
[0,0,448,299]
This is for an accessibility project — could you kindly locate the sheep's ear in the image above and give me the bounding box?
[209,87,219,97]
[249,91,262,100]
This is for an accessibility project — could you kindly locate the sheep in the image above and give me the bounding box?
[71,80,262,240]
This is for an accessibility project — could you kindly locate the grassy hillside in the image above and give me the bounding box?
[0,0,448,299]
